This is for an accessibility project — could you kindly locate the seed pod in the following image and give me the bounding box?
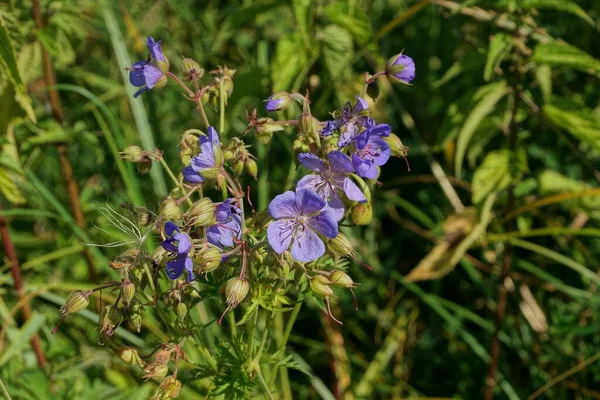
[155,376,182,399]
[225,277,250,308]
[329,270,355,288]
[328,232,354,257]
[187,198,216,226]
[232,159,244,176]
[310,275,334,298]
[194,247,221,273]
[182,57,204,81]
[61,290,91,316]
[159,198,182,222]
[152,246,169,267]
[120,145,144,162]
[121,280,136,305]
[130,312,142,333]
[245,159,258,179]
[351,202,373,226]
[154,349,172,364]
[175,302,188,320]
[143,363,169,381]
[137,156,153,174]
[119,347,142,365]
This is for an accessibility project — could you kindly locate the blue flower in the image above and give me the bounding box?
[386,54,415,84]
[129,37,169,98]
[207,199,242,248]
[182,126,221,184]
[267,189,338,262]
[318,96,374,148]
[162,221,194,281]
[296,151,366,221]
[351,124,392,179]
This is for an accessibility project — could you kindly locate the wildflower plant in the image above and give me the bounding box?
[53,37,413,398]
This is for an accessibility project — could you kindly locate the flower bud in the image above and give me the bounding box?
[99,305,123,336]
[119,347,142,365]
[385,53,415,85]
[154,73,169,89]
[199,166,220,180]
[225,277,250,308]
[121,280,136,305]
[384,134,409,158]
[245,159,258,179]
[154,349,172,364]
[137,156,152,174]
[159,197,182,222]
[120,145,144,162]
[182,57,204,81]
[152,246,169,267]
[329,270,355,288]
[154,376,182,399]
[130,312,142,332]
[143,363,169,381]
[293,139,310,153]
[194,247,221,273]
[264,91,291,112]
[61,290,91,316]
[351,202,373,226]
[310,275,334,298]
[366,80,380,101]
[328,232,354,257]
[187,198,216,226]
[232,159,244,176]
[322,136,338,154]
[175,302,188,320]
[223,149,235,161]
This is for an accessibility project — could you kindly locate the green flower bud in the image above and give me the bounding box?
[61,290,91,316]
[322,136,338,154]
[154,73,168,88]
[329,270,355,288]
[223,149,235,161]
[351,202,373,226]
[265,91,291,112]
[225,277,250,308]
[159,197,182,222]
[182,57,204,81]
[121,280,136,305]
[293,139,310,153]
[245,159,258,179]
[130,312,142,332]
[154,376,182,399]
[194,247,221,273]
[120,145,144,162]
[187,198,216,226]
[328,232,354,257]
[232,159,244,176]
[143,363,169,381]
[366,80,380,101]
[310,275,334,298]
[384,134,409,158]
[152,246,169,267]
[175,302,188,320]
[99,305,123,336]
[119,347,142,365]
[137,156,152,174]
[199,167,220,180]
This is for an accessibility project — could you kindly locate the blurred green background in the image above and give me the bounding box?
[1,0,600,398]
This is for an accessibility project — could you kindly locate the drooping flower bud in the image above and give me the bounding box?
[264,91,291,112]
[310,275,334,298]
[193,247,221,273]
[225,277,250,308]
[61,290,91,316]
[245,158,258,179]
[329,270,355,288]
[351,202,373,226]
[143,363,169,381]
[130,312,142,332]
[119,347,142,365]
[199,167,220,180]
[366,80,380,101]
[120,280,136,305]
[232,159,245,177]
[385,53,415,85]
[152,246,169,267]
[328,232,354,257]
[182,57,204,82]
[187,198,216,226]
[120,145,144,162]
[159,197,182,222]
[153,376,182,399]
[384,134,409,158]
[99,305,123,336]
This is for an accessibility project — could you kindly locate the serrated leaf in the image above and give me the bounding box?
[36,28,76,69]
[455,80,508,178]
[472,148,527,204]
[484,33,512,81]
[543,96,600,152]
[293,0,311,40]
[533,41,600,77]
[271,33,309,91]
[324,3,372,46]
[320,25,354,79]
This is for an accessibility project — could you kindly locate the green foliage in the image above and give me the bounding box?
[533,41,600,76]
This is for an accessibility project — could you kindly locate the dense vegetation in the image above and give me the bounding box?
[1,0,600,399]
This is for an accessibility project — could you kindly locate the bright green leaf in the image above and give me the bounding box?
[543,96,600,152]
[484,33,512,81]
[533,41,600,77]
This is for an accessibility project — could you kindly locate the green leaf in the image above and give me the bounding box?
[271,33,309,91]
[472,148,527,204]
[519,0,594,26]
[320,25,354,80]
[0,313,46,367]
[535,64,552,102]
[543,96,600,152]
[292,0,312,41]
[324,3,373,46]
[533,42,600,77]
[538,170,600,217]
[484,33,512,81]
[455,80,508,178]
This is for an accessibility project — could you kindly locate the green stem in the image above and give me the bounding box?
[219,77,226,140]
[257,367,275,400]
[257,142,270,211]
[280,298,303,351]
[248,308,259,359]
[167,72,194,97]
[158,158,193,206]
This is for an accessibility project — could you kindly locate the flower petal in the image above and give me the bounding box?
[191,142,216,169]
[164,221,180,236]
[182,166,204,183]
[352,154,379,179]
[268,191,298,219]
[328,151,354,173]
[143,65,164,89]
[337,122,359,148]
[200,126,220,146]
[174,232,192,254]
[267,219,294,254]
[166,255,186,280]
[354,96,369,113]
[147,37,165,62]
[368,124,392,138]
[295,189,326,214]
[343,177,367,202]
[297,174,324,193]
[185,257,194,281]
[298,153,326,172]
[129,61,147,87]
[133,86,149,98]
[308,210,338,238]
[291,227,325,262]
[327,193,346,221]
[371,138,391,166]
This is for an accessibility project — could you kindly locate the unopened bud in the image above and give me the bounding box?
[199,166,220,180]
[61,290,91,316]
[385,53,415,85]
[245,159,258,179]
[119,347,142,365]
[223,149,235,161]
[366,80,380,101]
[384,134,409,158]
[130,312,142,332]
[187,198,216,226]
[194,247,221,273]
[233,160,244,176]
[329,270,355,288]
[310,275,334,298]
[137,156,152,174]
[182,58,203,81]
[225,277,250,308]
[264,91,291,112]
[351,202,372,226]
[120,145,144,162]
[99,305,122,336]
[154,376,182,399]
[328,232,354,257]
[154,349,172,364]
[153,246,169,267]
[143,363,169,381]
[175,302,188,320]
[159,198,182,222]
[121,280,136,305]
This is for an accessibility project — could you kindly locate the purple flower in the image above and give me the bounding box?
[162,221,194,281]
[386,54,415,84]
[320,96,370,142]
[264,92,291,112]
[207,199,242,248]
[296,151,366,220]
[129,37,168,98]
[183,126,221,184]
[351,125,392,179]
[267,189,338,262]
